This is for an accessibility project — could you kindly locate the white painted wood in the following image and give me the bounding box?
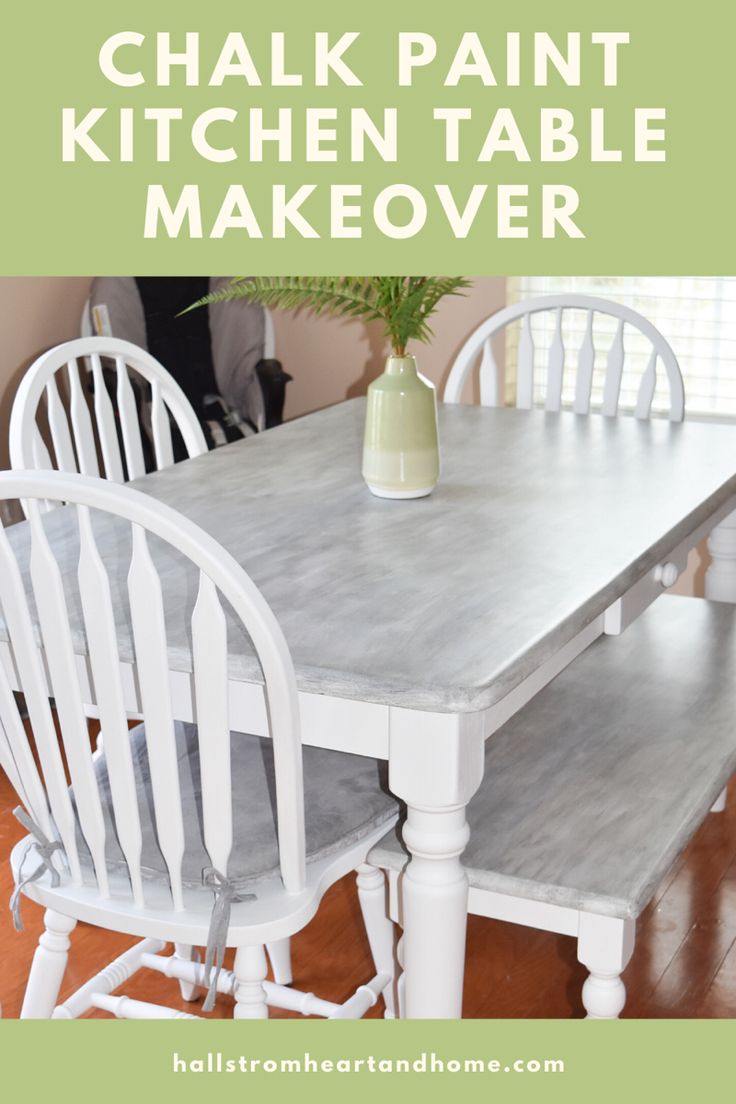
[128,524,186,911]
[478,339,500,407]
[27,500,109,896]
[9,338,207,512]
[192,573,232,877]
[328,974,390,1018]
[77,504,145,905]
[30,426,54,474]
[706,508,736,603]
[0,526,81,880]
[604,494,736,634]
[466,884,579,937]
[444,294,685,421]
[516,312,534,409]
[173,944,200,1001]
[115,356,147,480]
[53,938,166,1018]
[601,318,625,417]
[265,938,293,986]
[44,376,78,473]
[20,910,77,1019]
[150,379,175,470]
[1,469,392,1022]
[388,710,485,1019]
[0,670,51,835]
[573,309,595,414]
[710,787,728,813]
[91,993,200,1019]
[89,354,125,482]
[577,913,635,1019]
[141,951,385,1018]
[635,348,658,419]
[356,864,397,1018]
[66,359,100,476]
[233,945,269,1019]
[545,307,565,412]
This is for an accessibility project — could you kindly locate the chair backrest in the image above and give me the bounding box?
[10,337,208,490]
[0,470,306,908]
[444,294,685,422]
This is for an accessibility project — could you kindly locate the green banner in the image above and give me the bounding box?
[1,0,734,273]
[2,1019,735,1103]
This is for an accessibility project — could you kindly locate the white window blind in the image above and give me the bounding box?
[506,277,736,418]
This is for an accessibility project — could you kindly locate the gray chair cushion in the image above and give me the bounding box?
[77,722,397,893]
[371,597,736,919]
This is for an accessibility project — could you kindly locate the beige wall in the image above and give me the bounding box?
[0,277,93,469]
[275,276,506,420]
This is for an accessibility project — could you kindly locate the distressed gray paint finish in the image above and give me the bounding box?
[4,400,736,713]
[370,596,736,918]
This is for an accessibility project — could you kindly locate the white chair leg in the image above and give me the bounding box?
[356,864,397,1018]
[20,909,77,1019]
[396,933,406,1020]
[577,913,635,1019]
[265,938,293,985]
[173,944,199,1001]
[710,787,728,813]
[233,945,269,1019]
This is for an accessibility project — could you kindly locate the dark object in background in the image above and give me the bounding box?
[87,276,292,467]
[256,359,293,430]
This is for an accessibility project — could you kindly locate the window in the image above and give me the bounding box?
[506,277,736,418]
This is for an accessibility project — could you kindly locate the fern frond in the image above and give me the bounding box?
[184,275,472,354]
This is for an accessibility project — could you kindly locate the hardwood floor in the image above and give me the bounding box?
[2,732,735,1019]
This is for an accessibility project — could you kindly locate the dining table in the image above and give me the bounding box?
[4,396,736,1018]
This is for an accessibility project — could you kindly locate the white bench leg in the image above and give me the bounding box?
[356,864,397,1018]
[577,913,635,1019]
[21,909,77,1019]
[233,945,269,1019]
[266,938,293,985]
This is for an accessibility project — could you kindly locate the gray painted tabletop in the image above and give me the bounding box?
[5,400,736,713]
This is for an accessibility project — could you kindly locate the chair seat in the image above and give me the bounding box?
[370,596,736,920]
[76,721,396,896]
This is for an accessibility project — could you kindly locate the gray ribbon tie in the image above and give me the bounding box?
[202,867,256,1013]
[10,806,63,931]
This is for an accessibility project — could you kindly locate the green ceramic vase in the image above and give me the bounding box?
[362,355,440,499]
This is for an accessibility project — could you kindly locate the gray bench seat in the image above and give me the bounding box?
[369,596,736,1016]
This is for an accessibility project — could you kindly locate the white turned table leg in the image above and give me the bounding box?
[233,945,269,1019]
[388,708,485,1020]
[705,510,736,602]
[21,909,77,1019]
[401,805,471,1018]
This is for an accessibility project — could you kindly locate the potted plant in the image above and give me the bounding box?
[191,276,471,498]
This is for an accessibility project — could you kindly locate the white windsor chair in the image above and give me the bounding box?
[444,294,685,421]
[0,470,398,1020]
[9,337,208,493]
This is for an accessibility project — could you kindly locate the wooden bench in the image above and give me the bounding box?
[369,595,736,1018]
